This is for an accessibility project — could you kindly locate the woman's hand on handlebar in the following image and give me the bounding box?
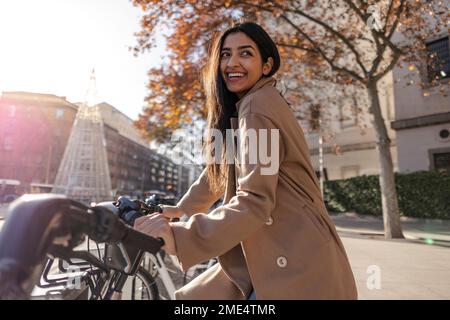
[161,205,185,219]
[134,213,177,256]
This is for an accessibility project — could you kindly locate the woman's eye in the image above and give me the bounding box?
[220,52,230,58]
[241,51,252,56]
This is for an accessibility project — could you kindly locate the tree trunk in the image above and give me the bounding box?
[367,81,404,239]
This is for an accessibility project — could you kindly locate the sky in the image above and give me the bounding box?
[0,0,165,120]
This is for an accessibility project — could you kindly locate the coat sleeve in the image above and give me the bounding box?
[176,168,224,217]
[171,113,285,270]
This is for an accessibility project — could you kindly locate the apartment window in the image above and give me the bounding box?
[55,108,64,119]
[35,155,43,165]
[440,129,450,139]
[340,96,359,129]
[340,106,357,129]
[3,135,12,150]
[306,105,321,133]
[429,148,450,171]
[9,105,16,117]
[426,36,450,83]
[434,152,450,170]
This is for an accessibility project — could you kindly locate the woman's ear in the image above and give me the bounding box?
[263,57,274,76]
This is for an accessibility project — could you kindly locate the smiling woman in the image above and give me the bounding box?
[134,21,357,300]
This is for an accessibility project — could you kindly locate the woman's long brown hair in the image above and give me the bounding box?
[201,22,280,194]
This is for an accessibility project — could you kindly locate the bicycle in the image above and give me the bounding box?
[0,194,165,300]
[142,196,219,296]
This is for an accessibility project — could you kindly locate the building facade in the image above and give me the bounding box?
[0,92,193,199]
[0,92,78,194]
[303,73,398,181]
[391,32,450,172]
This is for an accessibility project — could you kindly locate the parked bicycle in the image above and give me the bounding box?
[0,194,165,300]
[143,195,219,296]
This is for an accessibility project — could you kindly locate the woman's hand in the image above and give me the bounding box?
[134,213,177,256]
[161,205,185,219]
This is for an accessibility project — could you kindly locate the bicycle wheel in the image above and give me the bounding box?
[121,267,159,300]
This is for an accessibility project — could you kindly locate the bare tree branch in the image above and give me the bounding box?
[278,13,365,83]
[342,0,381,50]
[342,0,366,20]
[369,0,406,75]
[276,42,317,53]
[373,51,401,82]
[341,0,404,77]
[265,0,369,76]
[368,0,406,57]
[386,0,406,41]
[384,0,395,34]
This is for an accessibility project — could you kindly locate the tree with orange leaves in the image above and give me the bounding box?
[131,0,448,239]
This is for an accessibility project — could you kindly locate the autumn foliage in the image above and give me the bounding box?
[132,0,447,142]
[131,0,448,239]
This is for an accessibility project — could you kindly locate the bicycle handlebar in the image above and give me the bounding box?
[0,194,165,299]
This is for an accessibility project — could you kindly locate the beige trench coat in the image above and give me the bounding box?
[171,76,357,300]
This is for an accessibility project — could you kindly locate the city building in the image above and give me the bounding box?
[0,92,78,194]
[266,11,398,181]
[302,73,398,181]
[0,92,193,199]
[391,32,450,172]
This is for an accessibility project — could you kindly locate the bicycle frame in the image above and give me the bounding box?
[0,194,217,300]
[146,252,177,300]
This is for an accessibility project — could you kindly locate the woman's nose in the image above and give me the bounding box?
[227,53,240,67]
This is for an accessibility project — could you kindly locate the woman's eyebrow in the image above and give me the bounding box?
[237,45,255,51]
[221,45,255,51]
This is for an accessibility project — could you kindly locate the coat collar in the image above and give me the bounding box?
[235,76,277,110]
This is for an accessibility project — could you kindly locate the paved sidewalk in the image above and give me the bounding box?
[331,212,450,245]
[341,236,450,299]
[330,213,450,299]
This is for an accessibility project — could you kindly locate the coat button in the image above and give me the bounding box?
[265,216,273,226]
[277,256,288,268]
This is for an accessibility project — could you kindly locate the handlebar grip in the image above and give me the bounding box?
[121,228,165,255]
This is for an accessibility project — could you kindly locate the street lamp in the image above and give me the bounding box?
[310,104,324,196]
[318,116,324,196]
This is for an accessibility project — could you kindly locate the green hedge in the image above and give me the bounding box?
[324,169,450,219]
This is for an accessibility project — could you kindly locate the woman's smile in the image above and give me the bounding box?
[225,71,247,83]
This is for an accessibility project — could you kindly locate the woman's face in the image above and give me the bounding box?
[220,32,273,98]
